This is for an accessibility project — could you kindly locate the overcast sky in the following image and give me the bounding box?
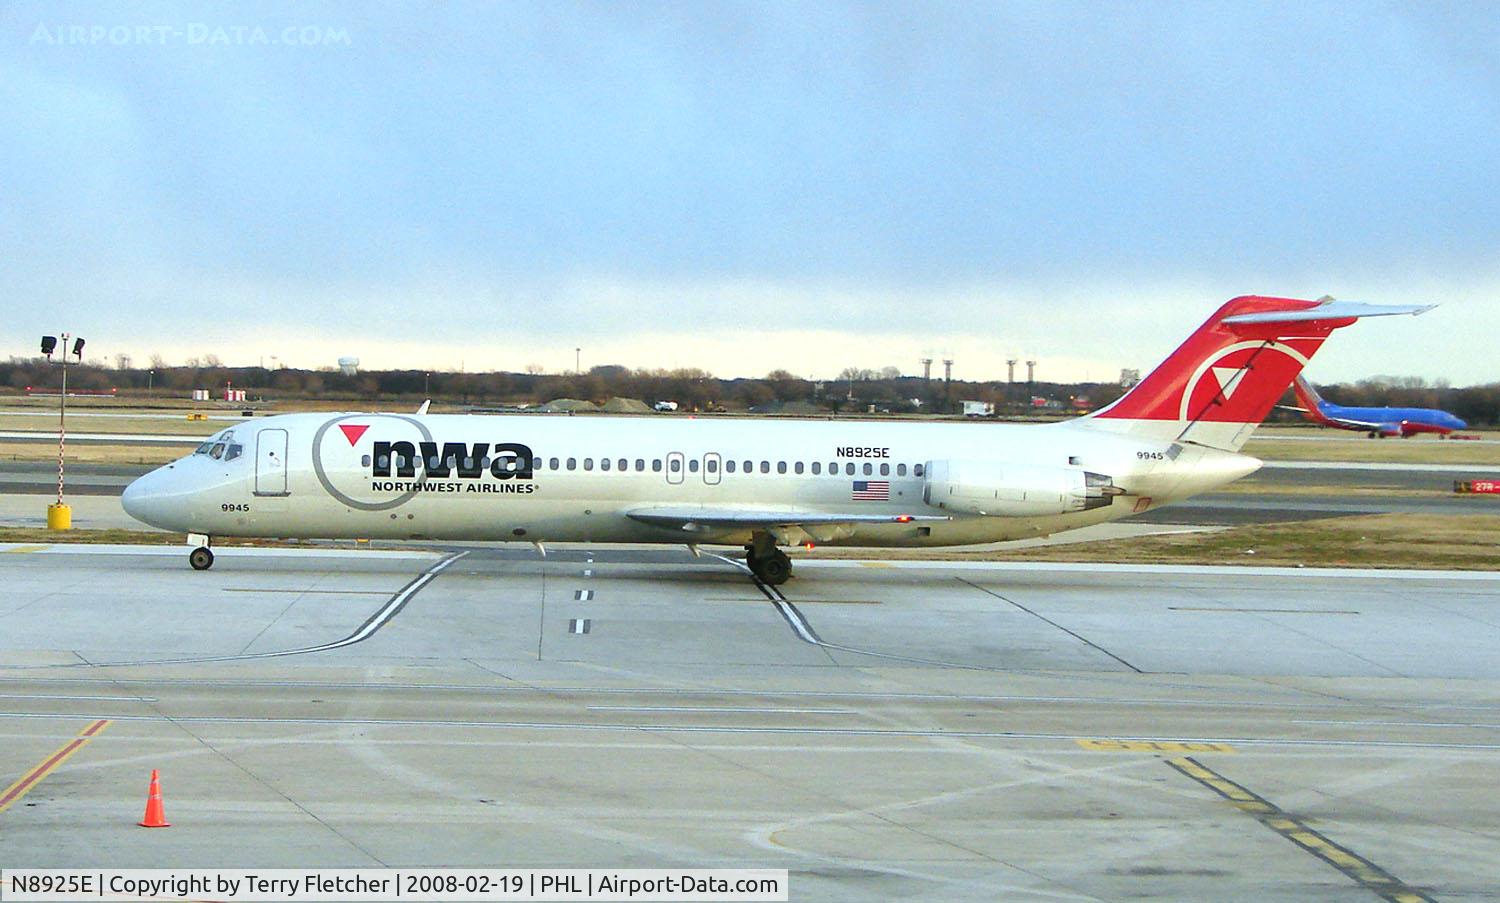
[4,2,1497,384]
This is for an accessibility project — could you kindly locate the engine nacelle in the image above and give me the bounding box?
[923,460,1121,517]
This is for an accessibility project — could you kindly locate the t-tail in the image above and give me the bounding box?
[1070,296,1433,451]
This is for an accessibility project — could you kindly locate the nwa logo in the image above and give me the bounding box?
[370,439,537,494]
[371,441,534,479]
[315,415,534,511]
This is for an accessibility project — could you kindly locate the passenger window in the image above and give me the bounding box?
[777,461,787,474]
[376,455,390,470]
[532,457,542,471]
[726,460,737,473]
[880,463,890,476]
[549,457,560,471]
[669,458,681,473]
[794,462,804,474]
[759,461,770,474]
[688,459,699,473]
[652,459,662,472]
[811,462,821,475]
[567,457,577,470]
[210,443,225,460]
[362,454,372,467]
[618,458,627,471]
[828,461,837,474]
[845,463,855,475]
[897,463,907,476]
[584,458,594,471]
[601,458,611,471]
[914,463,925,477]
[743,460,752,473]
[707,458,719,473]
[863,463,873,476]
[635,459,645,471]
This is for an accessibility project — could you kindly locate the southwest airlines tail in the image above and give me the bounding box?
[1289,375,1336,425]
[1073,296,1433,451]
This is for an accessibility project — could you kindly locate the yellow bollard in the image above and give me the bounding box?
[47,503,72,531]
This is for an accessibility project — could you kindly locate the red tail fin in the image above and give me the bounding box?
[1077,296,1431,450]
[1290,376,1335,426]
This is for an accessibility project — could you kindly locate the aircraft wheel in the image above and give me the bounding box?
[189,547,215,571]
[754,550,793,586]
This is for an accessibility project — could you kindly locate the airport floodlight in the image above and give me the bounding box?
[41,335,57,356]
[72,337,85,357]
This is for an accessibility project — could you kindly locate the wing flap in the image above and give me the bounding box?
[626,507,947,533]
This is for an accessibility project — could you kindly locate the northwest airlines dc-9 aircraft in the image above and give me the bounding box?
[122,296,1428,584]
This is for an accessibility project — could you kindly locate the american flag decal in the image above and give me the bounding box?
[851,480,890,500]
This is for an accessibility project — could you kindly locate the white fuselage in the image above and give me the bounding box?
[121,412,1260,548]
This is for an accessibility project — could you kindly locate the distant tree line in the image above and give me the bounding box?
[2,357,1494,425]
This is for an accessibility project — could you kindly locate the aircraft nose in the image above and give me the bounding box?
[121,473,150,522]
[121,468,176,529]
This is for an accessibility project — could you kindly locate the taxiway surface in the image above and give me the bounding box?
[1,545,1497,901]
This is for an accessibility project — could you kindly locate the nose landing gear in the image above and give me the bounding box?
[187,533,214,570]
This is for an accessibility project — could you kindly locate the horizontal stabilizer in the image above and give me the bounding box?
[1222,300,1434,325]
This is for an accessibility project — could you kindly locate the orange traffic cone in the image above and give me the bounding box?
[138,769,171,828]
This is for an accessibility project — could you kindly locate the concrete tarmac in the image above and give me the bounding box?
[1,545,1498,901]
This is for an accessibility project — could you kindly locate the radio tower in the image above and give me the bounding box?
[920,357,932,382]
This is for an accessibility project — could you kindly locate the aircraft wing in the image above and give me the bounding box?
[1325,414,1398,430]
[626,506,947,535]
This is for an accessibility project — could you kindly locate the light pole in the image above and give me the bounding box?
[575,347,581,375]
[41,333,84,530]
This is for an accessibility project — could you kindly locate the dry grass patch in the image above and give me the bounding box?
[0,442,183,466]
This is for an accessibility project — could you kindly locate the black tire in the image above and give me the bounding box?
[189,547,214,571]
[755,551,792,586]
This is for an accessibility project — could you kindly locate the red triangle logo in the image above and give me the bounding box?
[338,424,369,446]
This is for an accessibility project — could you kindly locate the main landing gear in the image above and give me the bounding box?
[746,531,792,585]
[188,533,214,570]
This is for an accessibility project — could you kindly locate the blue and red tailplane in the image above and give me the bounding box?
[1072,296,1434,451]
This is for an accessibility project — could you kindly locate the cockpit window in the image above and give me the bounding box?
[210,443,226,460]
[195,441,214,455]
[224,443,243,461]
